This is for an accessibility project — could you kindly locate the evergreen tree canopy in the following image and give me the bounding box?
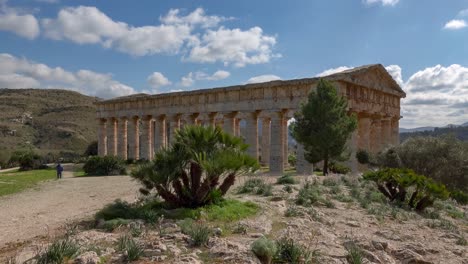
[291,79,357,174]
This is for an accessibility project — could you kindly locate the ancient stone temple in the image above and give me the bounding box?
[95,64,405,175]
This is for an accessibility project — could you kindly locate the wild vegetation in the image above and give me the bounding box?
[83,155,127,176]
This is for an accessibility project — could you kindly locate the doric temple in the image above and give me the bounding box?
[95,64,406,175]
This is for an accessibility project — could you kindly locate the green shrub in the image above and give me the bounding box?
[450,190,468,205]
[355,149,370,164]
[283,185,293,193]
[9,149,43,171]
[102,218,130,232]
[83,155,126,176]
[295,182,322,206]
[322,178,339,187]
[334,194,353,203]
[346,242,363,264]
[179,220,211,247]
[285,205,303,217]
[257,184,274,196]
[117,235,143,261]
[274,237,316,264]
[131,125,258,209]
[363,168,450,211]
[288,154,297,167]
[237,178,266,194]
[328,162,351,174]
[277,174,296,185]
[36,238,80,264]
[95,199,139,220]
[251,237,277,264]
[456,236,467,246]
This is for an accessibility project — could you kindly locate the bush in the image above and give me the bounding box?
[83,155,126,176]
[295,182,323,207]
[178,220,211,247]
[9,149,43,171]
[345,242,364,264]
[132,125,258,208]
[387,136,468,192]
[36,238,80,264]
[277,174,296,185]
[95,199,140,220]
[102,218,131,232]
[288,154,297,167]
[238,178,273,196]
[363,168,450,211]
[84,141,98,156]
[274,237,316,264]
[450,190,468,205]
[355,149,370,164]
[251,237,277,264]
[328,162,351,174]
[117,235,143,261]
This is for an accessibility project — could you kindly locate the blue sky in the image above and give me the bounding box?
[0,0,467,128]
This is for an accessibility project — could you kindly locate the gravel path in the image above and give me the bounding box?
[0,164,140,247]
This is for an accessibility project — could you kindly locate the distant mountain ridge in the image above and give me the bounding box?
[0,89,99,159]
[399,122,468,133]
[400,122,468,142]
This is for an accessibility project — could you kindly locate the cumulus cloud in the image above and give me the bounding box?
[443,19,467,30]
[0,1,40,39]
[364,0,399,6]
[40,6,279,66]
[315,65,403,86]
[246,74,281,84]
[0,53,134,98]
[188,26,279,67]
[401,64,468,128]
[179,70,230,87]
[147,72,171,92]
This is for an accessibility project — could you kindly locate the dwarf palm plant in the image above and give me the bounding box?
[132,125,258,208]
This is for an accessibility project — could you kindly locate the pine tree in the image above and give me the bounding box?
[291,79,357,175]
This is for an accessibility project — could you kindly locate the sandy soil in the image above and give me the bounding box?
[0,164,139,247]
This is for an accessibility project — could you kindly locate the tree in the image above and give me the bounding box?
[291,79,357,175]
[131,125,259,208]
[84,141,98,156]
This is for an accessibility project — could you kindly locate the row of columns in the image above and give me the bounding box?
[98,112,400,175]
[98,111,294,175]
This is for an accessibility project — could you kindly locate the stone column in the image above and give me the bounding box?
[370,118,382,153]
[296,143,312,175]
[97,118,107,156]
[381,118,391,148]
[117,117,128,160]
[283,118,289,167]
[261,118,271,166]
[154,115,166,150]
[208,112,217,127]
[358,115,371,152]
[185,113,199,126]
[235,118,241,137]
[128,116,139,160]
[140,116,153,160]
[391,117,400,145]
[270,112,285,175]
[106,117,117,156]
[169,114,181,145]
[223,112,237,135]
[245,112,259,160]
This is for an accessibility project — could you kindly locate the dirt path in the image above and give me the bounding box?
[0,164,140,247]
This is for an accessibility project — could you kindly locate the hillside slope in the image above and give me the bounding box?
[0,89,98,158]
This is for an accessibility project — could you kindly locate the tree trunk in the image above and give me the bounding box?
[323,158,329,175]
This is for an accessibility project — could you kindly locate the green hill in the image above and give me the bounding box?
[400,125,468,142]
[0,89,99,162]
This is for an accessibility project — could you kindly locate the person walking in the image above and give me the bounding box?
[56,163,63,179]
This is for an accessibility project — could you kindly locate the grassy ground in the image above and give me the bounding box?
[0,168,56,196]
[73,164,86,177]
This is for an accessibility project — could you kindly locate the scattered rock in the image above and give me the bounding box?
[74,251,99,264]
[392,248,433,264]
[372,240,389,251]
[214,227,223,236]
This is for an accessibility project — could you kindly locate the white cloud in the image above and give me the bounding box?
[160,7,228,28]
[40,6,278,65]
[384,64,403,86]
[246,74,281,84]
[400,64,468,128]
[0,3,39,39]
[178,70,230,88]
[147,72,171,92]
[41,6,193,56]
[0,53,135,98]
[443,19,467,30]
[187,26,280,67]
[180,72,195,87]
[364,0,399,6]
[316,66,352,77]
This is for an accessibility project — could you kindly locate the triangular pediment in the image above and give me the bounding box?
[324,64,406,98]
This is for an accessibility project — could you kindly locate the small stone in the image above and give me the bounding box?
[372,240,389,251]
[214,227,223,236]
[346,221,361,227]
[74,251,100,264]
[249,233,264,238]
[143,249,162,257]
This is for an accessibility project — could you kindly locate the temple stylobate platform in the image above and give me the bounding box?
[95,64,406,175]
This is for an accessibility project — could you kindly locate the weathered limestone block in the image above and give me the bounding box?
[106,117,117,156]
[128,116,139,160]
[97,119,107,156]
[117,117,127,160]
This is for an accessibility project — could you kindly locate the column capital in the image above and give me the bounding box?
[222,111,239,118]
